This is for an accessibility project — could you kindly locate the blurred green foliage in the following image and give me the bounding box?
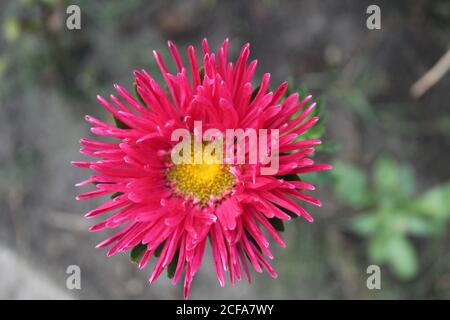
[333,156,450,279]
[292,85,338,152]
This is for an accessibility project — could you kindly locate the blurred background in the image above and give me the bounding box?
[1,0,450,299]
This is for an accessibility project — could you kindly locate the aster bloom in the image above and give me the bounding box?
[73,39,332,298]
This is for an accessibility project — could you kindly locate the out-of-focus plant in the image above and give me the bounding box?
[294,85,338,152]
[333,156,450,279]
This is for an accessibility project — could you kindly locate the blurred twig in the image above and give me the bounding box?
[410,47,450,98]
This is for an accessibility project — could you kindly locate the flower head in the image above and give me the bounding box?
[73,39,332,298]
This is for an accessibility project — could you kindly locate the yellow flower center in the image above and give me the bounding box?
[166,143,236,205]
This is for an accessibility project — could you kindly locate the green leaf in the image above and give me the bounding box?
[333,162,372,208]
[315,142,340,152]
[114,116,130,129]
[245,230,263,253]
[278,173,301,182]
[133,82,147,107]
[413,183,450,218]
[3,17,21,43]
[398,165,415,198]
[350,213,379,236]
[154,242,165,258]
[373,155,399,196]
[368,233,390,263]
[386,213,435,237]
[403,216,434,236]
[309,97,321,118]
[130,243,147,264]
[295,84,308,100]
[268,217,285,232]
[250,85,260,102]
[283,78,295,98]
[386,235,418,279]
[301,121,325,140]
[167,251,179,279]
[199,67,205,82]
[303,171,334,185]
[110,192,123,199]
[273,203,298,219]
[339,87,377,121]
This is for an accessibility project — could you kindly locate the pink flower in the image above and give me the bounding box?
[73,39,332,298]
